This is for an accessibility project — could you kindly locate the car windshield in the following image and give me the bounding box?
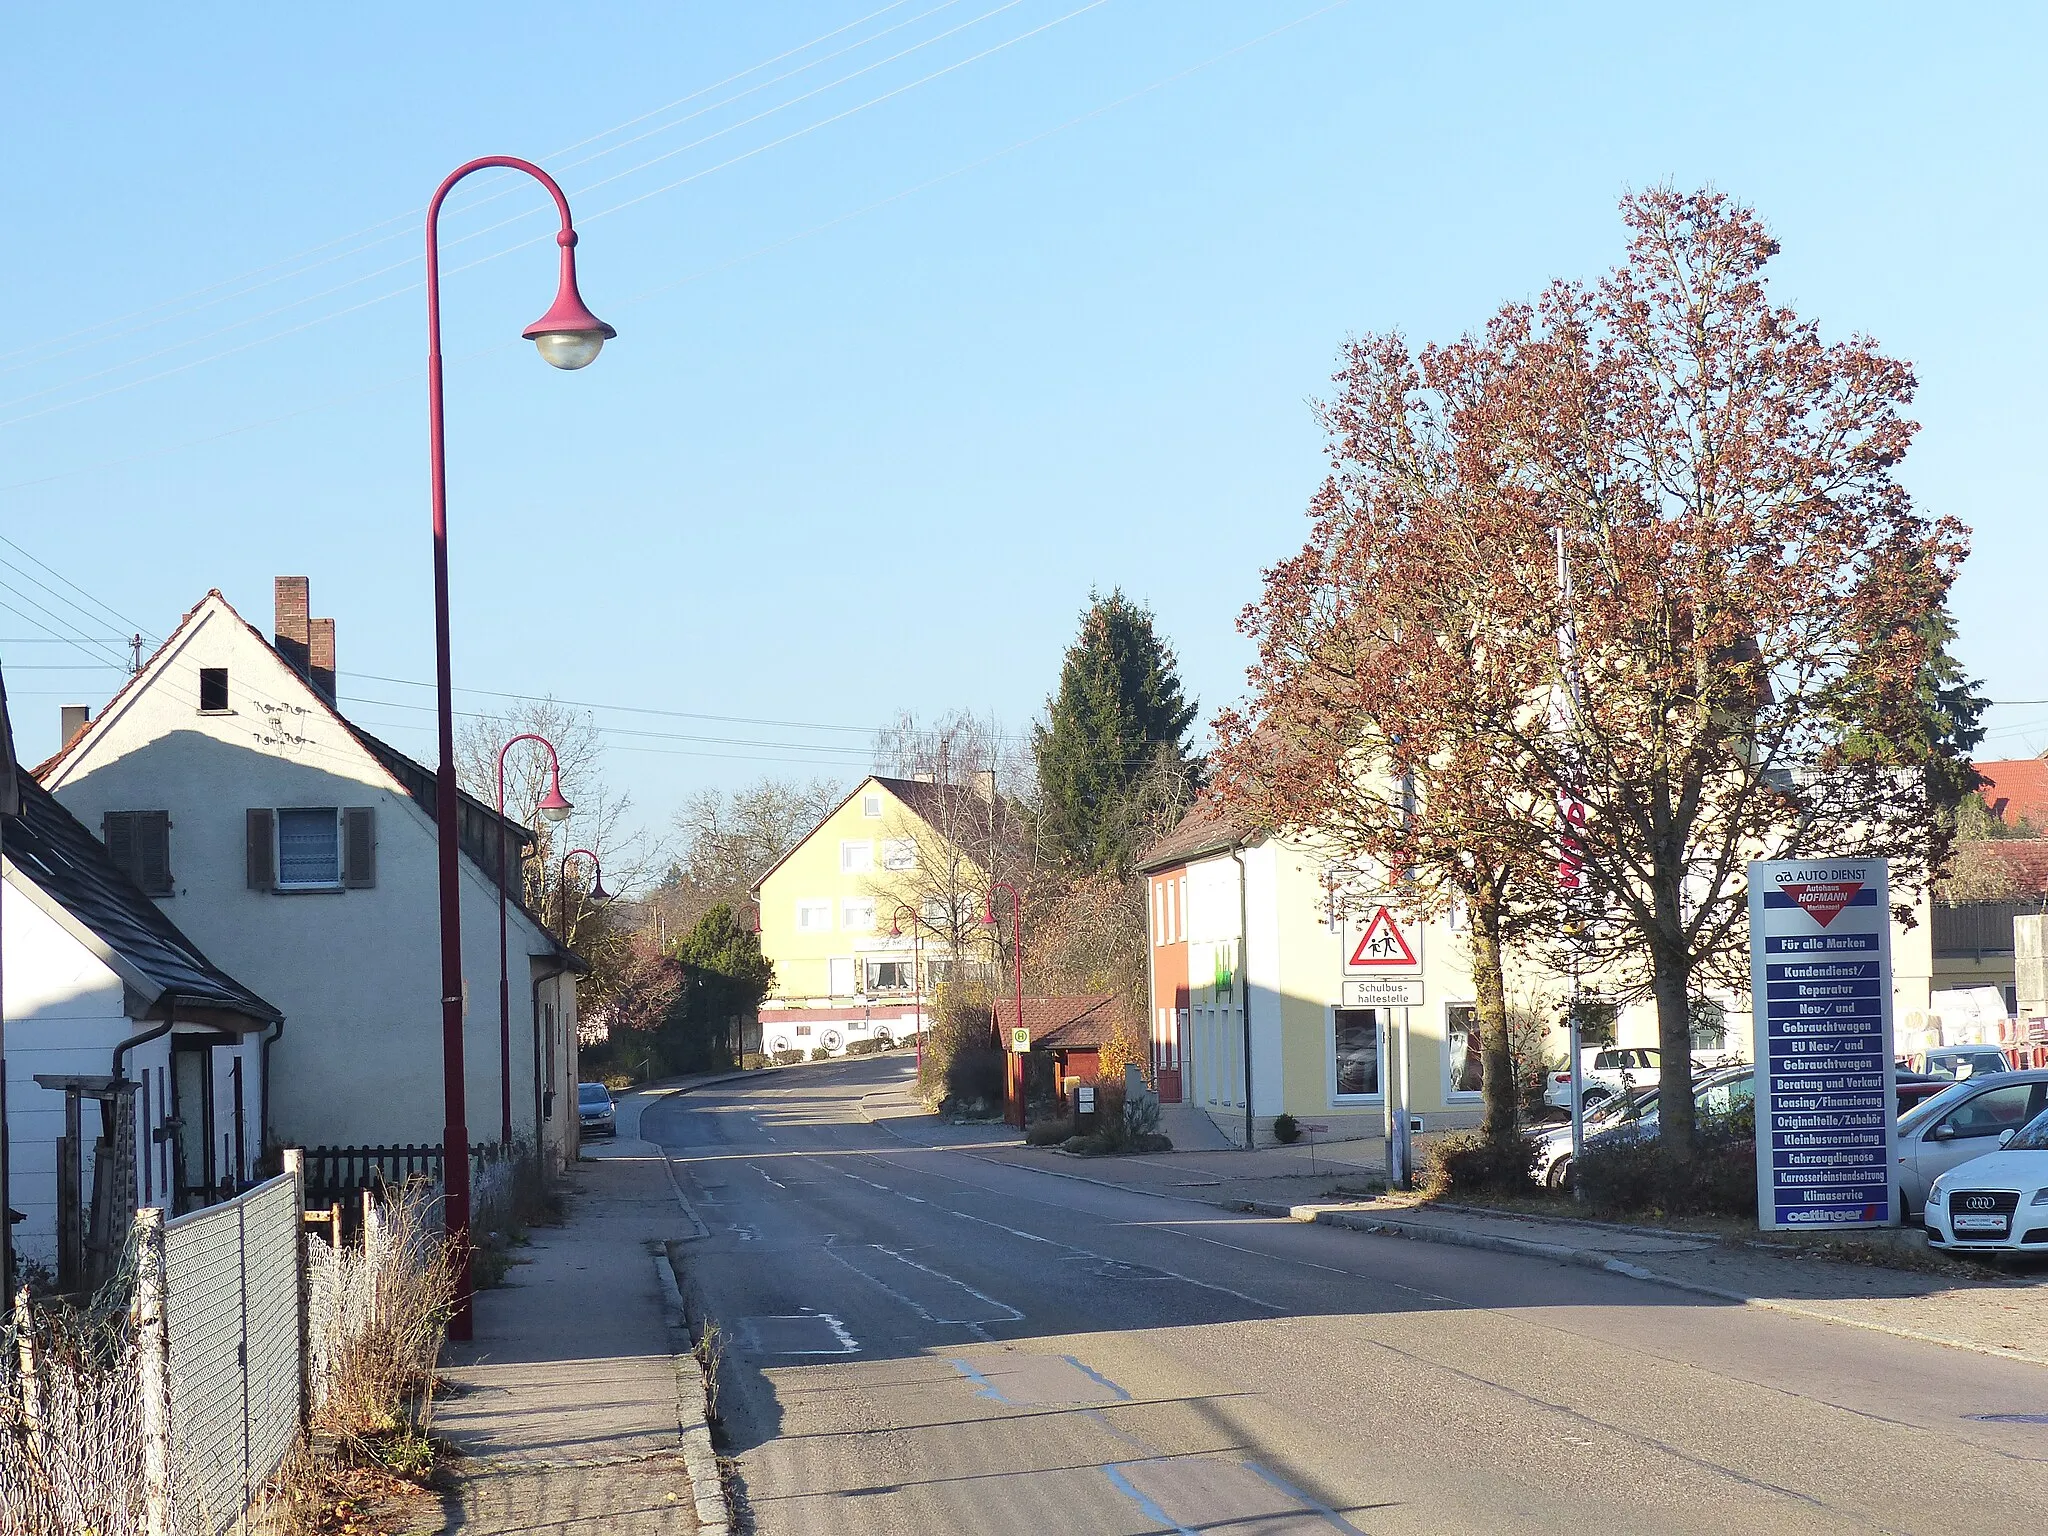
[2006,1107,2048,1153]
[579,1084,611,1106]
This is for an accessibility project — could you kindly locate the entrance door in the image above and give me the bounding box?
[170,1043,215,1213]
[828,956,855,997]
[1332,1006,1383,1099]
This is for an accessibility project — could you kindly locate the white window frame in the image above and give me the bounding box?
[795,899,832,933]
[275,806,342,891]
[880,837,917,872]
[1328,1004,1386,1105]
[840,840,873,874]
[841,897,876,932]
[862,793,883,818]
[1443,1000,1483,1100]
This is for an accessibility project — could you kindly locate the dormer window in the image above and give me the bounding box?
[199,667,229,713]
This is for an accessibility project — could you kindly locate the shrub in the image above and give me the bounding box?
[810,1045,834,1062]
[772,1048,804,1067]
[1271,1112,1301,1144]
[1421,1130,1539,1198]
[1575,1107,1758,1219]
[845,1037,888,1057]
[741,1052,769,1071]
[919,977,997,1108]
[1026,1115,1075,1147]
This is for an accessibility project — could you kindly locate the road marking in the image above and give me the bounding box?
[742,1312,858,1356]
[1102,1464,1197,1535]
[823,1240,1022,1338]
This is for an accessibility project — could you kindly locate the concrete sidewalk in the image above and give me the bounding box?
[858,1074,2048,1371]
[432,1143,724,1533]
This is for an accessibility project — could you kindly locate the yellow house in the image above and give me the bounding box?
[1138,806,1937,1148]
[752,775,995,1055]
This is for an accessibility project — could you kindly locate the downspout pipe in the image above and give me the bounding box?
[113,995,178,1086]
[1230,846,1254,1152]
[259,1016,285,1155]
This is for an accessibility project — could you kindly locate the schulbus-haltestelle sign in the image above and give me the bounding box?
[1748,858,1898,1230]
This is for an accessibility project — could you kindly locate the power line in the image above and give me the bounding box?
[0,1,927,374]
[342,672,881,735]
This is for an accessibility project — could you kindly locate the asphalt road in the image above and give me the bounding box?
[644,1057,2048,1535]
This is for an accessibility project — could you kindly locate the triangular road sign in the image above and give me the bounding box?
[1347,906,1418,968]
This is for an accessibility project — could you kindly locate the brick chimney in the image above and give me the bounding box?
[274,576,311,675]
[309,617,336,704]
[60,704,90,746]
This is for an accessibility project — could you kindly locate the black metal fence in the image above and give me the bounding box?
[299,1144,445,1212]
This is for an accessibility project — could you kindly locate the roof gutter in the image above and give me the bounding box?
[114,993,178,1085]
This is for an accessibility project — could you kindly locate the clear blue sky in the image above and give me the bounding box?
[3,3,2044,851]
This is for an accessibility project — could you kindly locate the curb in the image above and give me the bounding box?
[653,1252,731,1536]
[1246,1200,2048,1371]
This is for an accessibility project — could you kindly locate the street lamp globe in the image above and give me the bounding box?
[523,231,616,371]
[590,875,613,903]
[537,784,574,823]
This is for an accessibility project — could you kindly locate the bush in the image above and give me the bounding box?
[1272,1112,1301,1144]
[845,1037,888,1056]
[772,1048,804,1067]
[944,1046,1007,1115]
[741,1052,769,1071]
[1421,1130,1539,1198]
[1575,1107,1758,1219]
[810,1045,834,1062]
[1026,1115,1075,1147]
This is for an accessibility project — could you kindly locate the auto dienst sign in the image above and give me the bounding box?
[1748,858,1897,1231]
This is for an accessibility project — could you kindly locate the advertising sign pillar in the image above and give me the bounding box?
[1749,858,1898,1230]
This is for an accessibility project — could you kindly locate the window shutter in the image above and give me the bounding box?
[137,811,172,895]
[343,806,376,888]
[102,812,137,878]
[246,809,275,891]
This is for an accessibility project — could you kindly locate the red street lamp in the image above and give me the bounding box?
[889,905,924,1068]
[495,735,572,1149]
[982,882,1024,1129]
[426,156,614,1341]
[559,848,612,920]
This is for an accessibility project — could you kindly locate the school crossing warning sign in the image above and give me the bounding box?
[1343,905,1422,976]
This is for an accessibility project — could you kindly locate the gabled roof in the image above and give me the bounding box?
[1023,994,1120,1051]
[1976,758,2048,832]
[30,587,581,971]
[2,774,280,1025]
[748,774,1003,894]
[1136,799,1247,874]
[0,668,18,819]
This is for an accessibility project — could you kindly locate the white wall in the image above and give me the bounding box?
[45,597,563,1154]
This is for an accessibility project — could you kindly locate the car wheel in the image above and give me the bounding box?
[1548,1157,1573,1192]
[821,1029,843,1052]
[1582,1089,1611,1112]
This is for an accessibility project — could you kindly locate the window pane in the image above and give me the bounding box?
[1940,1084,2035,1139]
[277,808,338,886]
[1447,1005,1482,1093]
[881,838,916,871]
[840,841,872,873]
[1334,1007,1379,1097]
[842,899,875,931]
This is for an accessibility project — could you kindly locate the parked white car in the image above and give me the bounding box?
[1894,1069,2048,1222]
[1922,1104,2048,1254]
[1543,1047,1661,1114]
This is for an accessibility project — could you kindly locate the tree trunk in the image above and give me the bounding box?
[1650,938,1696,1161]
[1468,880,1519,1153]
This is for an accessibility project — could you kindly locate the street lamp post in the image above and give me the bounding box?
[426,155,614,1341]
[496,734,573,1149]
[557,848,612,932]
[982,882,1024,1129]
[889,905,924,1068]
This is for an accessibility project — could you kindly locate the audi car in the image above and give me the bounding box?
[1922,1104,2048,1255]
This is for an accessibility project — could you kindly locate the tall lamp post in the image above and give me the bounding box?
[496,734,573,1148]
[426,155,614,1340]
[982,882,1024,1128]
[889,905,924,1068]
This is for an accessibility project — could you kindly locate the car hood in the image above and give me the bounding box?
[1935,1151,2048,1191]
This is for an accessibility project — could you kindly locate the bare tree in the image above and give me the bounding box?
[653,776,844,937]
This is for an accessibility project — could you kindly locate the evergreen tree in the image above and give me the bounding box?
[1033,590,1198,874]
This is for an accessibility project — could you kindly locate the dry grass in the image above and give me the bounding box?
[0,1284,150,1536]
[308,1179,457,1444]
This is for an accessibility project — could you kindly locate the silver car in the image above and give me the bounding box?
[1895,1068,2048,1221]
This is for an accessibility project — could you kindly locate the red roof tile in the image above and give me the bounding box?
[1976,758,2048,831]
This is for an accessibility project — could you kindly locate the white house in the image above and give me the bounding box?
[3,701,281,1279]
[34,578,584,1173]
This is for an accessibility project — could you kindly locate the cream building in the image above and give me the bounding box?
[36,579,584,1169]
[753,775,995,1054]
[1140,806,1936,1148]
